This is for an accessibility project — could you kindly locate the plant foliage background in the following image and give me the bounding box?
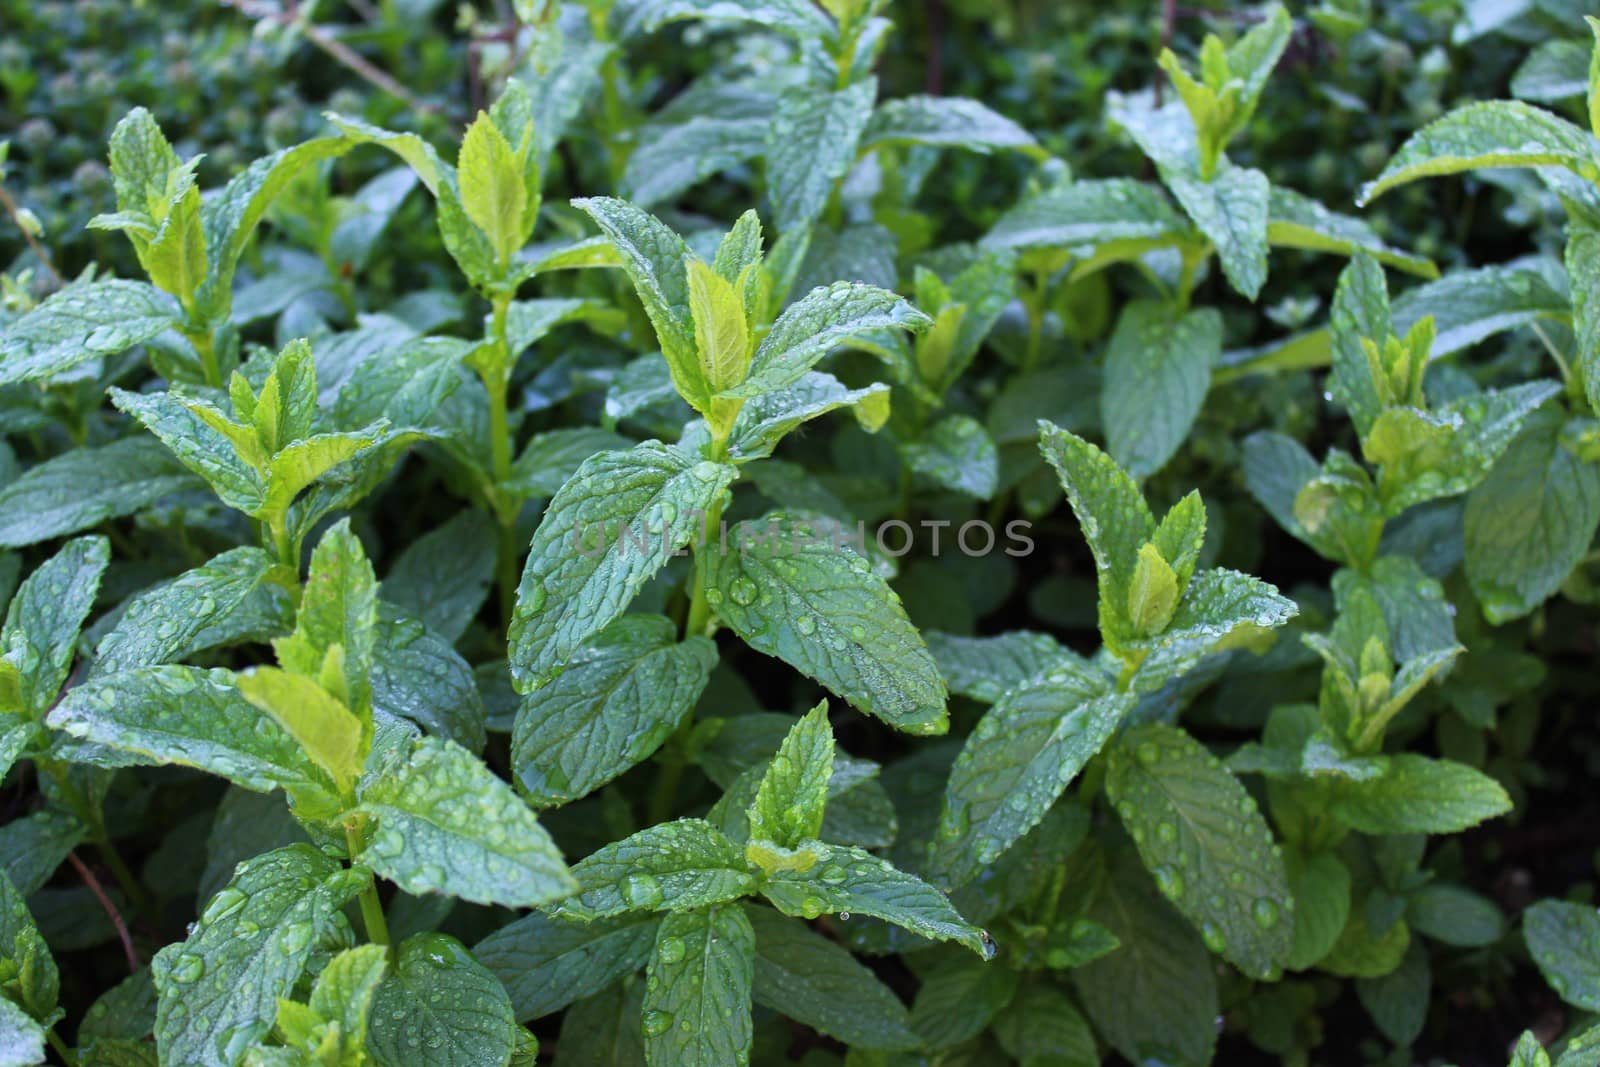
[3,0,1600,1065]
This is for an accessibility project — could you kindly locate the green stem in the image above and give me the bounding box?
[345,825,392,955]
[684,493,727,640]
[485,293,519,630]
[46,1029,77,1066]
[266,512,295,569]
[185,326,222,389]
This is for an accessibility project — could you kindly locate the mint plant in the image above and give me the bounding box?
[3,4,1600,1064]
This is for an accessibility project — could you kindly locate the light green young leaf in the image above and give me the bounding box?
[1360,101,1600,204]
[49,665,337,802]
[511,615,715,807]
[1330,754,1512,833]
[459,112,530,269]
[728,372,889,460]
[1102,300,1222,479]
[0,279,176,385]
[1265,187,1437,278]
[508,441,736,691]
[932,664,1130,889]
[476,911,658,1022]
[723,280,929,399]
[745,904,918,1050]
[302,943,387,1058]
[1525,900,1600,1011]
[353,736,574,907]
[760,841,993,957]
[706,513,947,735]
[923,630,1080,704]
[152,845,369,1067]
[747,702,833,849]
[365,934,518,1067]
[1464,410,1600,623]
[553,819,754,921]
[1128,567,1298,690]
[766,79,878,232]
[3,536,108,715]
[95,547,294,676]
[862,96,1042,157]
[261,425,394,518]
[1107,724,1295,980]
[902,414,999,499]
[1073,851,1218,1067]
[687,257,752,398]
[0,437,201,549]
[276,520,377,717]
[642,905,755,1067]
[235,668,366,796]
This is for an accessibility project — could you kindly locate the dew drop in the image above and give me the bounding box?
[1251,897,1281,930]
[641,1010,674,1037]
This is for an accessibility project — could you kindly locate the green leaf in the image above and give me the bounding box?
[0,869,56,1023]
[1513,1032,1554,1067]
[728,372,889,460]
[767,79,878,232]
[1037,421,1155,644]
[982,178,1186,254]
[1356,941,1429,1045]
[1512,40,1592,103]
[748,701,833,849]
[0,997,45,1067]
[571,198,697,396]
[195,137,349,322]
[4,536,108,716]
[1406,883,1503,947]
[152,845,369,1067]
[48,666,337,802]
[372,606,487,752]
[908,948,1020,1049]
[1128,567,1298,691]
[0,437,201,549]
[1286,851,1351,971]
[1101,300,1222,479]
[932,665,1129,889]
[365,934,517,1067]
[109,388,268,514]
[902,414,1000,499]
[924,630,1079,704]
[1360,101,1600,204]
[1165,161,1271,299]
[353,736,574,907]
[991,981,1098,1067]
[641,905,755,1067]
[554,819,753,921]
[235,668,366,795]
[706,512,947,734]
[760,840,992,956]
[1568,219,1600,418]
[1525,900,1600,1011]
[1074,851,1218,1067]
[381,512,495,644]
[511,615,715,806]
[1391,262,1569,358]
[0,279,176,385]
[723,280,928,399]
[475,911,658,1022]
[508,441,736,691]
[618,0,835,40]
[745,905,917,1050]
[622,116,770,208]
[94,547,294,676]
[1330,754,1512,834]
[505,428,633,501]
[458,112,530,269]
[1107,724,1294,979]
[0,809,83,899]
[862,96,1042,156]
[1464,410,1600,623]
[1266,186,1437,278]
